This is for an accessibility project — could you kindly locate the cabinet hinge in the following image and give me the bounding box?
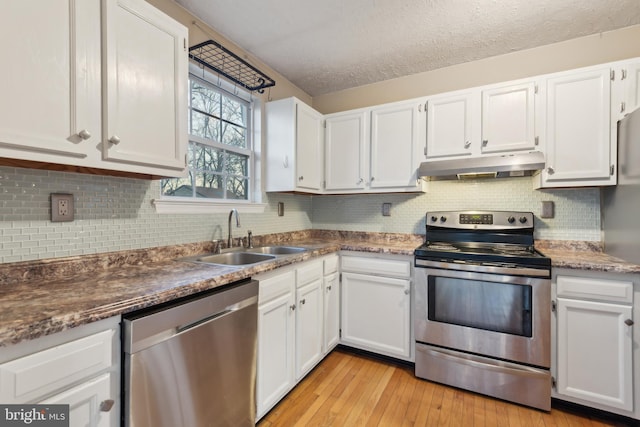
[339,273,342,282]
[339,328,342,338]
[423,146,428,156]
[323,120,326,129]
[184,154,188,167]
[610,69,615,81]
[621,69,627,80]
[184,38,187,51]
[611,164,615,176]
[551,300,556,312]
[534,136,539,146]
[534,84,538,94]
[621,102,626,114]
[551,376,557,390]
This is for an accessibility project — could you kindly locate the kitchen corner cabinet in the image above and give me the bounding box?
[534,66,616,188]
[340,253,413,361]
[0,317,120,427]
[553,270,638,418]
[325,100,424,193]
[0,0,188,177]
[265,97,324,192]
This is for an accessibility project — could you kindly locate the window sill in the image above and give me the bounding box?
[152,198,267,214]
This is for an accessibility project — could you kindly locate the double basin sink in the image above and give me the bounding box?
[183,245,308,267]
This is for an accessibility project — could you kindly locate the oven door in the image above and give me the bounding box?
[415,265,550,368]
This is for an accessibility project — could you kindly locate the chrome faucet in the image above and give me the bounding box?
[227,209,240,248]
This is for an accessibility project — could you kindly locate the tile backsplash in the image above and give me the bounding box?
[0,167,600,263]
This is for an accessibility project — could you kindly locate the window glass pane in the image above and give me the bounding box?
[225,151,248,176]
[191,143,224,173]
[226,176,249,200]
[221,96,246,127]
[191,81,221,115]
[221,123,247,149]
[161,174,193,197]
[191,110,221,141]
[194,172,224,198]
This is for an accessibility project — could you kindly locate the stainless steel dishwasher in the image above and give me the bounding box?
[123,279,258,427]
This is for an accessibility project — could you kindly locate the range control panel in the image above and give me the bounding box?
[426,210,534,229]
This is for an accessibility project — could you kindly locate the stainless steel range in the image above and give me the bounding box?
[414,210,552,411]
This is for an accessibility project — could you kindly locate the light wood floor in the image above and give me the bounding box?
[257,348,634,427]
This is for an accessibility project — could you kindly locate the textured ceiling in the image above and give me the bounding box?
[176,0,640,96]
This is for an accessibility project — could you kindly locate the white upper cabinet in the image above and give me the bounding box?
[265,97,324,192]
[535,66,615,187]
[102,0,188,172]
[370,100,424,188]
[0,0,100,161]
[481,82,537,154]
[425,91,476,159]
[0,0,188,177]
[325,100,424,193]
[324,110,368,191]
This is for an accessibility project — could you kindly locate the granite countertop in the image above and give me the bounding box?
[1,230,638,348]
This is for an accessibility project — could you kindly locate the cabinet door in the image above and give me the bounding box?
[0,0,100,161]
[556,297,633,411]
[618,62,640,183]
[426,92,475,158]
[341,272,411,359]
[257,291,295,419]
[102,0,188,173]
[370,101,422,188]
[295,279,323,380]
[542,68,613,185]
[625,62,640,112]
[295,102,324,191]
[323,272,340,354]
[40,373,115,427]
[325,111,368,190]
[481,82,536,154]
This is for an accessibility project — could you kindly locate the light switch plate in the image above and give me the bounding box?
[51,193,74,222]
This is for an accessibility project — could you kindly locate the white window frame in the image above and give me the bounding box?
[154,62,266,214]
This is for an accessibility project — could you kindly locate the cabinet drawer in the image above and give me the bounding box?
[557,275,633,304]
[0,329,114,403]
[324,255,339,275]
[341,256,411,278]
[258,270,295,304]
[297,261,323,287]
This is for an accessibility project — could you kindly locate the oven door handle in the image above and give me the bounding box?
[415,258,549,277]
[420,345,547,377]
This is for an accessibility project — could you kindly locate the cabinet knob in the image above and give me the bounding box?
[78,129,91,140]
[404,289,410,295]
[482,140,488,147]
[357,178,364,185]
[100,399,115,412]
[327,285,332,291]
[298,176,304,181]
[300,298,306,305]
[547,166,555,175]
[108,135,121,145]
[625,319,634,326]
[464,141,471,149]
[370,176,375,182]
[290,304,296,311]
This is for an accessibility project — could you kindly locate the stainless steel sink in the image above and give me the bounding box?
[194,252,276,266]
[247,246,307,255]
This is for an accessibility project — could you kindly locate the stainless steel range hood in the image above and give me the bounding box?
[418,151,546,180]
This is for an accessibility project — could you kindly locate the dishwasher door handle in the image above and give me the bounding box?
[176,297,255,334]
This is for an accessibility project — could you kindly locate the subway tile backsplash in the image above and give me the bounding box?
[0,167,600,263]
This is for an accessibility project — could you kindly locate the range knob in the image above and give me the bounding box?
[519,216,528,224]
[430,215,438,222]
[507,216,516,224]
[440,216,447,223]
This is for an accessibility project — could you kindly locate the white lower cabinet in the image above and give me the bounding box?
[323,255,340,353]
[553,270,638,419]
[255,257,328,421]
[0,317,120,427]
[340,253,412,361]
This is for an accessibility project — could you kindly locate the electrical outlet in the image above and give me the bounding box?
[382,202,392,216]
[51,193,74,222]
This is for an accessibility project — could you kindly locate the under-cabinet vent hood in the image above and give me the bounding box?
[418,151,546,180]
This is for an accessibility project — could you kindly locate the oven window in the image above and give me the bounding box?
[427,276,532,337]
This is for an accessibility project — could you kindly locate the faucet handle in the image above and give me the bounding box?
[247,230,253,248]
[212,239,223,254]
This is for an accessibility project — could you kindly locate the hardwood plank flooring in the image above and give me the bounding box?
[257,348,635,427]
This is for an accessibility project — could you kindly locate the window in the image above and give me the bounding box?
[161,75,252,201]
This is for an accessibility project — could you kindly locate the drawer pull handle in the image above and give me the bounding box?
[625,319,634,326]
[100,399,115,412]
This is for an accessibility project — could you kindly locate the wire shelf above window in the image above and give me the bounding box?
[188,40,276,93]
